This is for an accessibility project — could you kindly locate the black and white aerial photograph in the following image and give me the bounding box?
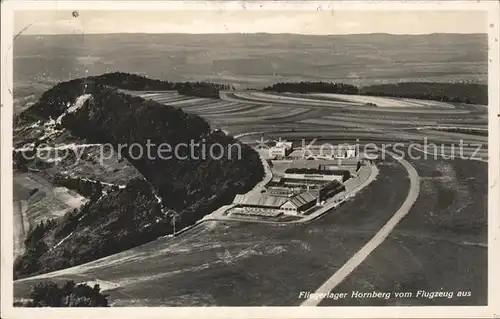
[1,1,499,318]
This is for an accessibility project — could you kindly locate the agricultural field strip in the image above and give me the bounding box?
[413,147,488,162]
[136,93,167,99]
[118,89,176,95]
[206,105,309,118]
[347,106,469,114]
[315,93,443,108]
[259,108,313,120]
[225,92,470,114]
[299,118,391,131]
[398,98,455,108]
[301,150,420,306]
[233,92,351,108]
[182,101,241,112]
[248,92,361,107]
[413,129,487,143]
[224,92,346,108]
[284,122,486,145]
[200,103,267,115]
[436,119,488,125]
[147,95,196,104]
[153,97,211,106]
[124,91,193,104]
[202,106,279,117]
[274,92,353,103]
[321,115,487,133]
[322,115,439,126]
[208,117,271,124]
[222,93,345,110]
[166,99,229,109]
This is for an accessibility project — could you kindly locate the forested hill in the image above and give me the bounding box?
[14,73,264,278]
[19,72,225,122]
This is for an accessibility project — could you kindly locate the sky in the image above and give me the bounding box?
[14,10,487,35]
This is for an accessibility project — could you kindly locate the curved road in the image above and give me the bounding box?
[301,149,420,306]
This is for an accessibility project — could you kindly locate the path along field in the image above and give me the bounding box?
[14,90,488,306]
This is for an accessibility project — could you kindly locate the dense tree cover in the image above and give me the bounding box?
[359,82,488,105]
[260,81,487,105]
[89,72,177,91]
[94,72,231,93]
[176,82,220,98]
[14,73,264,278]
[263,81,359,94]
[16,280,109,307]
[14,219,52,278]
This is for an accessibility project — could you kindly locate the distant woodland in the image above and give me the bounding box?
[263,81,488,105]
[360,82,488,105]
[15,280,109,307]
[263,81,359,95]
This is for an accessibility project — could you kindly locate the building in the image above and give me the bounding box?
[287,145,357,160]
[284,172,343,183]
[279,192,317,214]
[266,186,302,197]
[232,190,318,216]
[316,180,346,202]
[269,140,294,158]
[283,167,350,183]
[278,178,346,203]
[233,192,288,210]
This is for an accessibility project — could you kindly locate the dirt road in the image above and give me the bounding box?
[301,149,420,306]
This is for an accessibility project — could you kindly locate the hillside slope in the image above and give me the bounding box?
[14,74,264,279]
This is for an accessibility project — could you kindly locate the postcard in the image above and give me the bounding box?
[1,1,499,318]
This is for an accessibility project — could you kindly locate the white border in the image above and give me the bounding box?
[1,1,499,318]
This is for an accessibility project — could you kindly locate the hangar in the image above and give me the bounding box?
[233,191,318,215]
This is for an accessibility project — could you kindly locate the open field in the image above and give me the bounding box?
[13,172,88,225]
[13,171,90,257]
[320,157,487,306]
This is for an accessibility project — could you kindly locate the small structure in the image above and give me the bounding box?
[269,140,294,158]
[279,192,317,214]
[283,167,350,183]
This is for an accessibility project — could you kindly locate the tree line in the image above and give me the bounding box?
[359,82,488,105]
[262,81,487,105]
[263,81,359,94]
[15,280,109,307]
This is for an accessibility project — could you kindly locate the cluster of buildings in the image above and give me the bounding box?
[232,176,346,217]
[267,139,357,160]
[227,139,366,219]
[226,139,374,220]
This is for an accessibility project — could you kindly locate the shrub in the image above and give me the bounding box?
[28,280,109,307]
